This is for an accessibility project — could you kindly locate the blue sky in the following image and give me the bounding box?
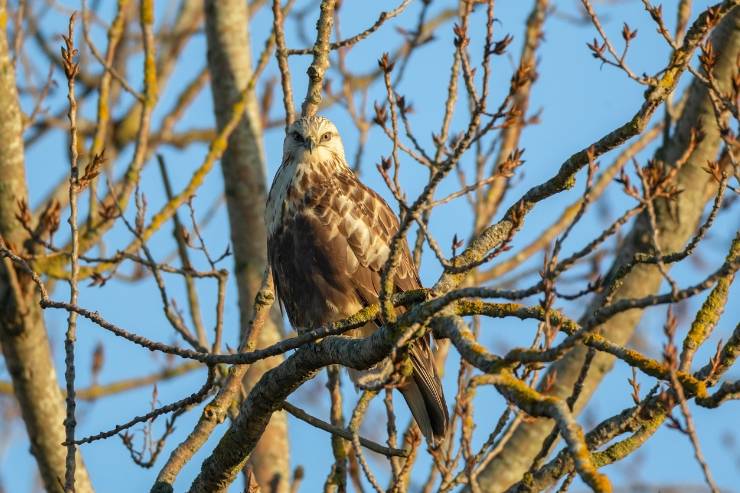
[3,1,739,491]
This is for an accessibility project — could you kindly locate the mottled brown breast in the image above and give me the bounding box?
[266,160,419,332]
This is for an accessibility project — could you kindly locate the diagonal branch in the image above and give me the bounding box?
[475,6,740,491]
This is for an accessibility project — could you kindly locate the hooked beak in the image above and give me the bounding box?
[306,138,317,154]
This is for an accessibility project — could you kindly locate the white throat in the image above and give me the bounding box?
[265,150,348,235]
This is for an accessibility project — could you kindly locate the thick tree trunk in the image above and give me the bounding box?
[476,9,740,491]
[0,2,93,491]
[204,2,290,492]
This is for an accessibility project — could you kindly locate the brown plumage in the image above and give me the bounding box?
[266,115,448,444]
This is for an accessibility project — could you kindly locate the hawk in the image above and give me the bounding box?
[266,115,448,444]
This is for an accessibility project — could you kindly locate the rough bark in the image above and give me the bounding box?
[204,2,290,492]
[476,8,740,491]
[0,3,93,492]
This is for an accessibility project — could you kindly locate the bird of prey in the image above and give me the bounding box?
[266,115,448,444]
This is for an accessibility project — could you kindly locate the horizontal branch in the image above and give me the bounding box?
[38,290,425,365]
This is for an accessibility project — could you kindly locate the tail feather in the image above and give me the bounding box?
[400,337,448,445]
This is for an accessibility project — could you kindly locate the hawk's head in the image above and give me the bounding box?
[283,115,346,164]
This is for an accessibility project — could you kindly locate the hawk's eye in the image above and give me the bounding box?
[292,131,304,143]
[321,132,332,142]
